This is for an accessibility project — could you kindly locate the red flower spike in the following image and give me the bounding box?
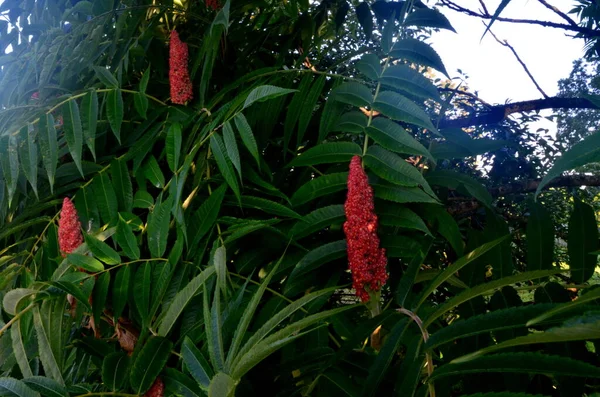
[343,156,388,302]
[58,197,83,257]
[144,377,164,397]
[169,30,193,105]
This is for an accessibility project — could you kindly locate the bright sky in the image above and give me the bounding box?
[428,0,584,131]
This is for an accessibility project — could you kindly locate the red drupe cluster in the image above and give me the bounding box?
[58,197,83,257]
[206,0,221,11]
[169,30,193,105]
[144,377,164,397]
[343,156,388,302]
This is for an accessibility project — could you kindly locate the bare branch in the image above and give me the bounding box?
[438,96,600,129]
[486,24,549,99]
[440,0,600,37]
[536,0,578,27]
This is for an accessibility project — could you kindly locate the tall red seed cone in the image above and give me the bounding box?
[169,30,193,105]
[343,156,388,302]
[58,197,83,257]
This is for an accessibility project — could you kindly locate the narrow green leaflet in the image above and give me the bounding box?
[297,75,326,145]
[166,123,182,173]
[182,337,213,390]
[404,8,456,32]
[234,113,260,168]
[284,75,312,153]
[190,184,227,247]
[356,2,373,39]
[378,205,431,235]
[116,214,140,260]
[334,111,368,133]
[112,265,131,321]
[143,155,165,188]
[287,240,347,282]
[19,125,38,197]
[356,53,381,81]
[22,377,65,397]
[102,352,130,391]
[93,66,119,87]
[67,253,104,272]
[92,272,110,331]
[432,353,600,382]
[84,233,120,265]
[204,286,225,371]
[366,118,433,160]
[133,191,154,209]
[11,318,33,378]
[380,65,441,101]
[223,121,242,180]
[147,198,171,258]
[0,135,18,205]
[237,196,301,219]
[482,0,512,38]
[210,133,241,202]
[158,266,216,336]
[423,269,563,328]
[373,184,440,204]
[290,205,345,239]
[291,172,348,207]
[106,89,124,143]
[527,285,600,326]
[33,306,64,385]
[134,262,152,324]
[38,113,58,191]
[526,200,554,272]
[62,99,84,176]
[389,38,448,76]
[452,313,600,363]
[50,281,91,310]
[373,91,437,132]
[413,235,510,311]
[364,145,427,187]
[331,82,373,108]
[243,85,296,109]
[130,336,173,394]
[568,200,598,283]
[289,142,361,167]
[80,89,98,160]
[92,172,118,224]
[111,158,133,212]
[396,248,429,307]
[0,378,39,397]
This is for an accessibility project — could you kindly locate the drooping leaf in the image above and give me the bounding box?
[527,285,600,326]
[106,89,124,143]
[33,306,64,385]
[190,184,227,248]
[568,200,598,283]
[134,261,152,325]
[84,233,120,265]
[332,82,373,108]
[158,266,216,336]
[143,155,165,189]
[235,196,301,219]
[377,205,431,235]
[334,111,368,134]
[364,145,428,187]
[426,170,493,208]
[210,133,241,203]
[92,272,110,332]
[182,337,213,391]
[297,75,326,145]
[0,377,40,397]
[404,8,456,32]
[80,89,98,160]
[67,253,104,273]
[373,91,437,132]
[62,100,84,176]
[390,38,448,76]
[92,172,118,224]
[290,205,345,239]
[234,113,260,168]
[93,66,119,87]
[102,352,130,392]
[290,172,348,207]
[147,197,172,258]
[111,158,133,212]
[166,123,183,173]
[223,121,242,180]
[116,214,140,260]
[380,65,441,101]
[355,2,373,39]
[203,286,225,371]
[482,0,512,38]
[373,184,440,204]
[112,265,131,321]
[526,200,554,273]
[243,85,296,109]
[289,142,361,167]
[22,376,65,397]
[356,53,381,81]
[366,117,434,160]
[38,113,58,191]
[130,336,173,394]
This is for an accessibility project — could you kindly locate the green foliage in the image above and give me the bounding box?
[0,1,598,397]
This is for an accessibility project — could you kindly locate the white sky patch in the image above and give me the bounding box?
[428,0,584,137]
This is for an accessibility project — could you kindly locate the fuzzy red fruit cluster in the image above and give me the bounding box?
[206,0,221,10]
[58,197,83,257]
[343,156,388,302]
[169,30,193,105]
[144,377,164,397]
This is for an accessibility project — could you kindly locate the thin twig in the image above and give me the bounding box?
[486,24,549,99]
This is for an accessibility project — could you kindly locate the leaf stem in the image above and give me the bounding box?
[0,302,36,338]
